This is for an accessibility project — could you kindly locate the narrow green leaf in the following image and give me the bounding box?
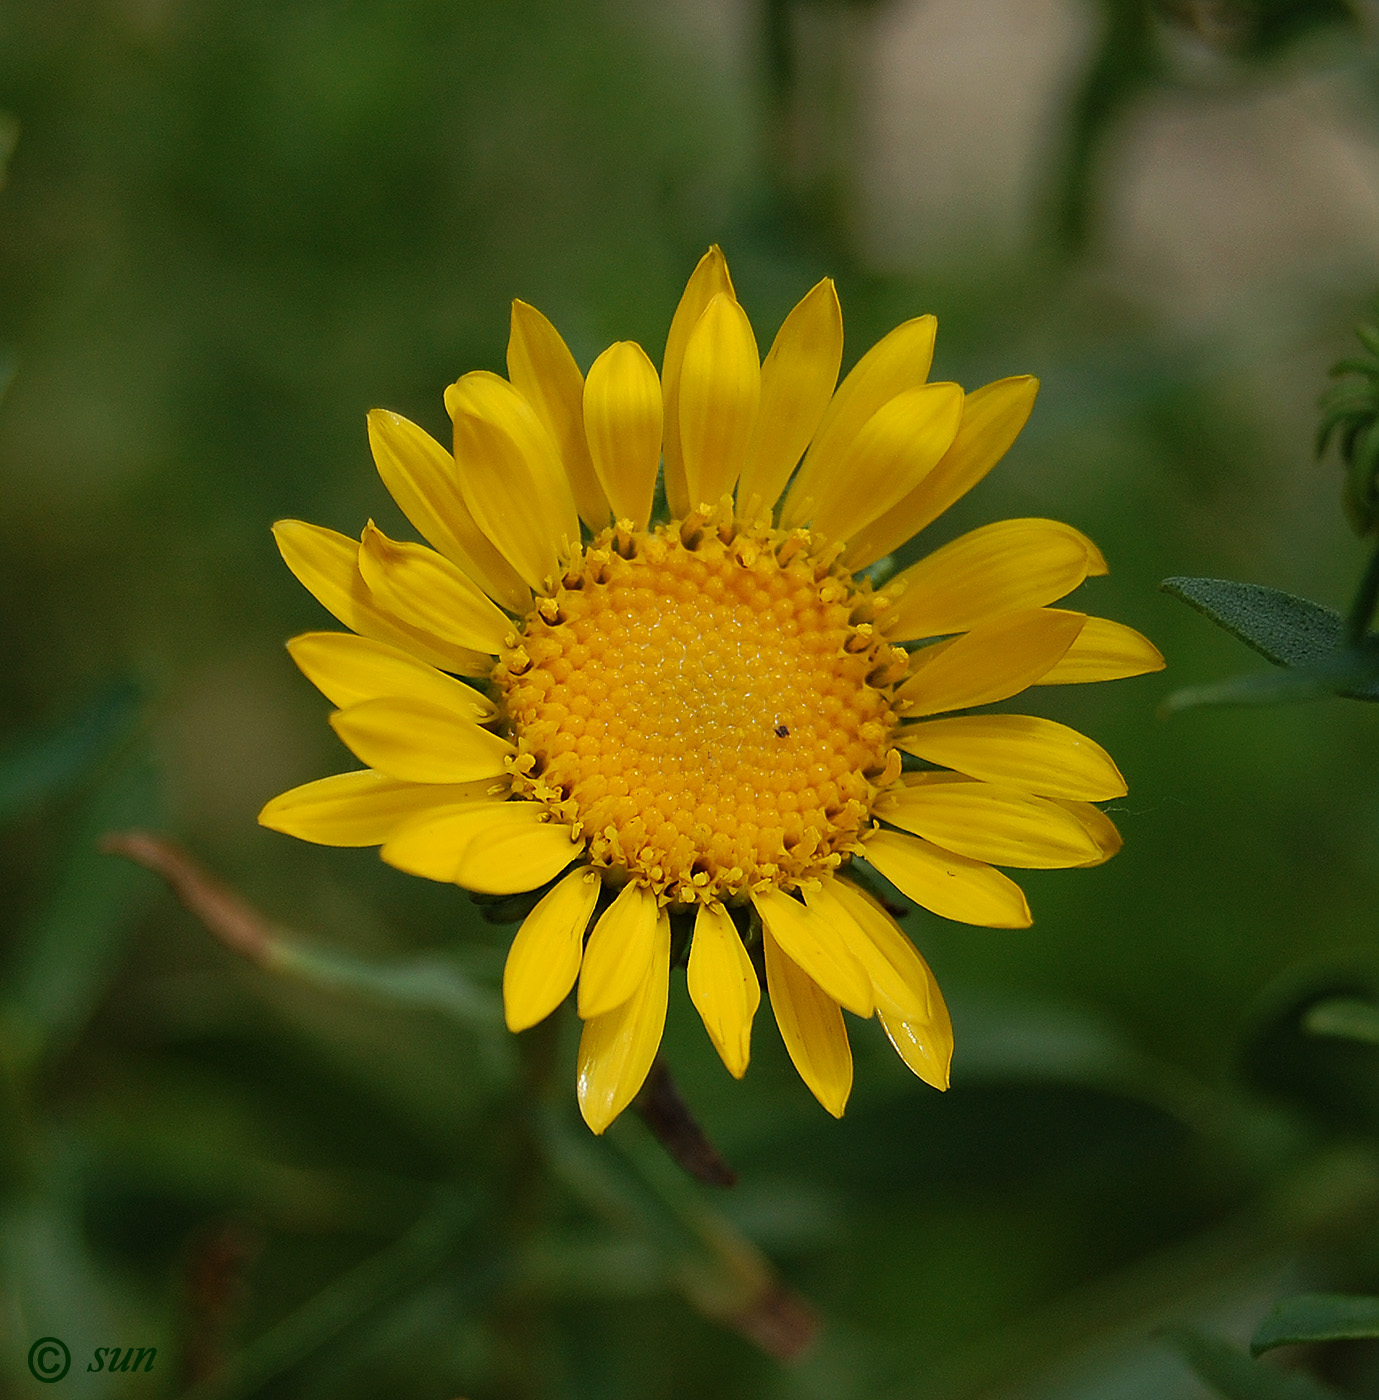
[4,751,161,1066]
[1252,1294,1379,1356]
[1356,323,1379,360]
[1160,669,1335,715]
[1160,578,1344,666]
[1327,357,1379,380]
[0,681,141,824]
[270,945,503,1031]
[1166,1326,1341,1400]
[1303,997,1379,1045]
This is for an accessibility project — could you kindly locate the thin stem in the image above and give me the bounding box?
[1346,537,1379,645]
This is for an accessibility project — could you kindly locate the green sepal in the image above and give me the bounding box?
[1251,1293,1379,1356]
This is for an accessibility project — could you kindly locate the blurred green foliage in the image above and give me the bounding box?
[4,0,1379,1397]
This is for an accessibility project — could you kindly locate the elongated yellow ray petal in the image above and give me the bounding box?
[578,910,671,1133]
[878,1000,953,1090]
[750,887,873,1017]
[876,774,1104,869]
[452,410,566,594]
[799,383,963,542]
[452,812,584,894]
[272,520,492,676]
[895,713,1126,801]
[503,868,601,1031]
[808,879,929,1022]
[286,631,498,724]
[357,523,513,655]
[507,300,611,530]
[687,902,760,1078]
[896,608,1085,716]
[379,800,526,880]
[1037,615,1166,683]
[764,929,852,1118]
[844,375,1039,569]
[449,372,580,590]
[366,409,531,614]
[1054,799,1123,865]
[258,770,505,847]
[678,293,760,510]
[662,246,735,517]
[577,881,661,1019]
[862,828,1032,927]
[583,341,662,530]
[330,697,512,784]
[737,277,843,520]
[782,314,937,528]
[881,518,1107,641]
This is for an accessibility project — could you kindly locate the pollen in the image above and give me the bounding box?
[498,518,906,904]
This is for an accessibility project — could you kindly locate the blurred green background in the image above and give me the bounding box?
[6,1,1379,1396]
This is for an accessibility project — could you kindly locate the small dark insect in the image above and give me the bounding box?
[774,723,790,738]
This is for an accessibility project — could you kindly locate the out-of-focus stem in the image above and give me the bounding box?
[1345,538,1379,644]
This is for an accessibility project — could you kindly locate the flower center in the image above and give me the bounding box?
[497,520,904,904]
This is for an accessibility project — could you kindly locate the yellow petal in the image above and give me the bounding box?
[895,713,1126,801]
[1037,615,1166,683]
[357,523,513,655]
[861,828,1032,928]
[258,770,505,847]
[449,372,580,591]
[662,246,735,517]
[678,293,760,510]
[582,341,663,530]
[578,910,671,1134]
[271,520,492,676]
[750,887,873,1017]
[896,608,1085,716]
[503,868,601,1031]
[878,1000,953,1091]
[764,928,852,1118]
[808,879,930,1022]
[577,881,661,1019]
[329,697,512,783]
[736,277,843,520]
[844,375,1040,569]
[782,314,938,528]
[382,801,579,890]
[1054,799,1123,866]
[379,800,523,880]
[286,631,498,724]
[881,518,1107,642]
[366,409,531,614]
[784,383,963,541]
[876,774,1104,869]
[507,300,611,530]
[687,902,760,1079]
[452,812,584,894]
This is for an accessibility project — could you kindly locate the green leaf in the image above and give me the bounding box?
[1303,997,1379,1045]
[3,750,161,1066]
[1160,578,1344,667]
[0,681,141,824]
[1252,1294,1379,1356]
[1166,1326,1341,1400]
[270,944,503,1031]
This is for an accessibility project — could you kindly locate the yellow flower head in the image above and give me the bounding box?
[260,249,1163,1133]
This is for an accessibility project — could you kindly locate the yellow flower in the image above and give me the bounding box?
[260,248,1164,1133]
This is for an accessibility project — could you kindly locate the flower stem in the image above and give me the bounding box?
[1346,538,1379,644]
